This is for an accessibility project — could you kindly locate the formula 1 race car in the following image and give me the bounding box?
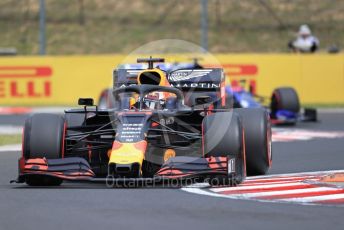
[226,84,317,125]
[99,59,316,125]
[12,57,271,187]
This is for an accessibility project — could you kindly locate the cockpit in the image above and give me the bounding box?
[113,85,183,111]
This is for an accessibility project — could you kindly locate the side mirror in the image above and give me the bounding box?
[78,98,94,106]
[195,96,212,105]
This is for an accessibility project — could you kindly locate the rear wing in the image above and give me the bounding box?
[113,68,224,92]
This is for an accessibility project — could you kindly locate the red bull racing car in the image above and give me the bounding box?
[12,57,272,187]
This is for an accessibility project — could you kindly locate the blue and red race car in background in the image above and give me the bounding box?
[225,83,317,125]
[98,59,317,125]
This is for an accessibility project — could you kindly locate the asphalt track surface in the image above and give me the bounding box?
[0,112,344,230]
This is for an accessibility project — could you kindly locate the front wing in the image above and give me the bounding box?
[12,156,233,185]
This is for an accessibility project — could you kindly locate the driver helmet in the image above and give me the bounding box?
[298,24,311,36]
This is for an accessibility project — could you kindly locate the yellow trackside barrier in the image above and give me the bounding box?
[0,54,343,106]
[215,54,344,104]
[0,55,124,105]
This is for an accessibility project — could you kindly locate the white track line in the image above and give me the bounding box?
[244,170,344,179]
[239,179,317,187]
[31,107,70,114]
[271,128,344,142]
[0,125,22,135]
[317,108,344,113]
[211,182,305,192]
[245,176,313,182]
[232,187,340,198]
[181,187,233,199]
[0,144,21,152]
[280,193,344,203]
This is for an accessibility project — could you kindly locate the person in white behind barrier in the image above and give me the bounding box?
[288,24,319,53]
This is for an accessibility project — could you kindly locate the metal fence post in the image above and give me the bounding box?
[39,0,46,55]
[200,0,208,52]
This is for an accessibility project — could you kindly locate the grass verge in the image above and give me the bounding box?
[1,0,344,54]
[0,135,22,146]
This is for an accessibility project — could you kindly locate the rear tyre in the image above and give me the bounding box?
[23,113,65,186]
[270,87,300,116]
[235,108,271,176]
[202,112,246,185]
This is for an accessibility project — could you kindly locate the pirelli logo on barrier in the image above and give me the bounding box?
[0,66,52,98]
[225,64,258,94]
[206,64,258,94]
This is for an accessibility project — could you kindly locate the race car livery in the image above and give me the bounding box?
[13,57,271,187]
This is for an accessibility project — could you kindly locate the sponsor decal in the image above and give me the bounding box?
[120,123,144,142]
[228,158,235,174]
[119,83,220,89]
[170,83,220,89]
[0,66,52,98]
[168,69,213,82]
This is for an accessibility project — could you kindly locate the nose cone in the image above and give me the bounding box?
[108,140,147,177]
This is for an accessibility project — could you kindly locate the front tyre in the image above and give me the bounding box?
[235,108,271,176]
[23,113,66,186]
[202,112,246,185]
